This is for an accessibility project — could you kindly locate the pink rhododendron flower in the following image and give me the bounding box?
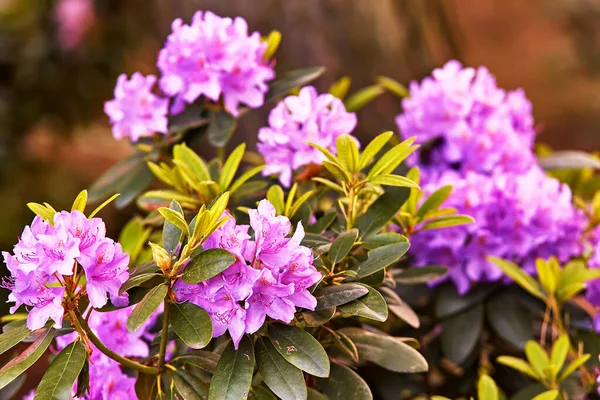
[54,0,95,51]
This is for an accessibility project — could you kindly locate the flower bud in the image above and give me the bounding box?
[149,243,171,273]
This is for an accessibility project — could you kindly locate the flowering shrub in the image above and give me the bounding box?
[2,10,600,400]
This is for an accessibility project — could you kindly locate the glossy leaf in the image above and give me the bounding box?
[255,337,307,400]
[354,242,410,278]
[356,186,409,238]
[315,362,372,400]
[339,284,388,322]
[435,284,495,319]
[208,110,237,148]
[380,287,419,328]
[119,272,162,295]
[361,232,407,250]
[35,341,86,400]
[0,328,55,390]
[302,307,336,327]
[268,324,330,377]
[441,304,483,364]
[170,302,212,349]
[173,370,209,400]
[0,320,31,356]
[163,200,184,254]
[357,131,393,170]
[126,284,168,333]
[172,350,220,373]
[182,248,236,284]
[339,327,428,373]
[135,372,158,400]
[208,336,255,400]
[313,283,369,309]
[329,229,358,264]
[158,206,189,237]
[394,266,448,284]
[71,190,88,213]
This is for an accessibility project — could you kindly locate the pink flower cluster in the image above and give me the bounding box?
[2,211,129,331]
[104,11,274,142]
[257,86,358,187]
[174,199,322,348]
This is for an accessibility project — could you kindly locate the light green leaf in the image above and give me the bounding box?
[531,390,558,400]
[336,135,359,172]
[27,202,55,223]
[34,341,86,400]
[477,374,499,400]
[488,257,545,300]
[357,131,393,170]
[170,302,212,349]
[322,160,350,183]
[559,354,590,381]
[126,284,167,333]
[255,337,307,400]
[266,185,285,215]
[311,177,345,194]
[419,215,475,230]
[344,85,384,112]
[328,75,351,99]
[376,76,409,98]
[415,185,452,221]
[369,174,420,189]
[71,190,88,213]
[496,356,538,379]
[173,143,211,182]
[182,249,236,284]
[550,334,569,371]
[536,259,557,295]
[220,143,246,189]
[368,138,417,178]
[208,336,255,400]
[525,341,550,379]
[158,207,189,237]
[229,165,265,194]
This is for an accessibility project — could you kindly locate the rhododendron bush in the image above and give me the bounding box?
[4,10,600,400]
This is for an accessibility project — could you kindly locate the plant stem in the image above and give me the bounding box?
[75,312,159,375]
[157,299,171,372]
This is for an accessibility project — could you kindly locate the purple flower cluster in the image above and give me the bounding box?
[396,60,536,174]
[105,11,274,142]
[174,199,322,348]
[257,86,358,187]
[398,60,591,293]
[409,167,586,294]
[2,211,129,330]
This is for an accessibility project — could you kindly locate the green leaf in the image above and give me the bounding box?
[328,75,351,99]
[163,200,184,255]
[361,232,407,250]
[368,138,417,178]
[375,76,409,98]
[312,177,345,194]
[302,307,336,327]
[229,165,265,194]
[172,350,220,373]
[208,336,255,400]
[158,206,190,238]
[344,85,384,112]
[336,135,359,172]
[0,321,31,356]
[220,143,246,189]
[113,163,154,209]
[354,242,410,278]
[369,174,420,189]
[313,283,369,309]
[379,287,419,328]
[173,370,209,400]
[170,302,212,349]
[435,284,495,319]
[266,185,285,215]
[339,284,388,322]
[339,327,428,373]
[27,202,56,223]
[441,304,483,364]
[264,30,281,59]
[488,257,545,300]
[531,390,558,400]
[88,193,121,218]
[173,143,211,182]
[329,229,358,264]
[322,160,350,182]
[315,362,372,400]
[119,217,150,264]
[556,283,586,304]
[550,335,569,372]
[135,372,158,400]
[0,328,55,390]
[249,386,277,400]
[74,360,89,398]
[0,374,25,400]
[355,186,409,238]
[208,110,238,148]
[87,155,143,202]
[525,341,550,379]
[415,185,452,221]
[126,284,168,333]
[509,384,547,400]
[266,66,326,101]
[538,151,600,170]
[182,248,236,284]
[559,354,590,381]
[268,324,330,377]
[34,341,86,400]
[478,374,499,400]
[307,142,338,164]
[71,190,88,213]
[497,356,538,379]
[331,331,359,363]
[255,337,307,400]
[118,272,162,295]
[486,292,533,350]
[419,215,475,230]
[394,266,448,284]
[536,259,557,295]
[307,388,330,400]
[357,131,394,170]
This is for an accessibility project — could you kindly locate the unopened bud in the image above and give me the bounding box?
[149,242,171,273]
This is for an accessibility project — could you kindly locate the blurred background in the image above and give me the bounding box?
[1,0,600,261]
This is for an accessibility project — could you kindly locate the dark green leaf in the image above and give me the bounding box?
[435,284,495,319]
[167,104,208,134]
[266,67,326,101]
[208,110,238,148]
[538,151,600,170]
[361,232,408,250]
[163,200,184,255]
[339,284,388,322]
[114,163,154,209]
[35,341,86,400]
[313,284,369,309]
[74,360,90,398]
[119,272,162,295]
[339,328,428,373]
[315,363,372,400]
[486,292,532,350]
[356,186,409,238]
[379,287,419,328]
[135,372,158,400]
[331,331,359,363]
[172,350,220,373]
[126,284,167,333]
[88,155,143,202]
[170,302,212,349]
[255,337,307,400]
[0,374,25,400]
[182,248,236,284]
[302,307,336,327]
[441,303,484,364]
[173,370,209,400]
[329,229,358,264]
[301,233,331,253]
[307,388,330,400]
[510,384,547,400]
[0,320,31,356]
[394,266,448,285]
[268,324,330,377]
[97,286,151,312]
[249,386,278,400]
[307,211,337,234]
[208,336,255,400]
[353,242,410,278]
[0,328,55,390]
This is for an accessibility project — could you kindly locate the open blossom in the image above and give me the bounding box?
[2,211,129,330]
[157,11,274,116]
[104,73,169,142]
[408,167,586,294]
[396,60,536,174]
[174,200,322,348]
[257,86,358,187]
